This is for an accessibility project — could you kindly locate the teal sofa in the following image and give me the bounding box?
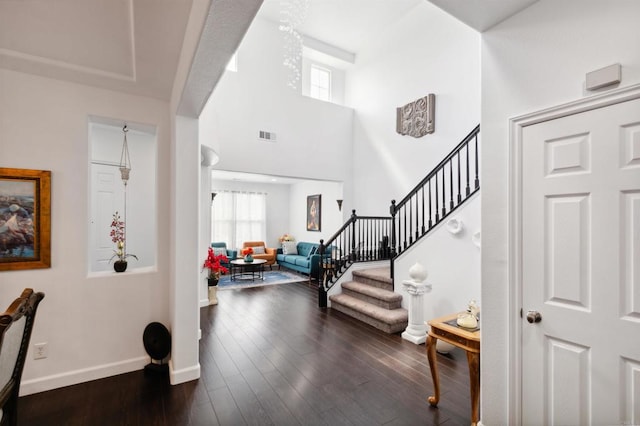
[276,241,330,280]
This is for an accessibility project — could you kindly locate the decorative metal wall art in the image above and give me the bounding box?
[396,94,435,138]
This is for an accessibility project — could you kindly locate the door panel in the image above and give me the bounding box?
[90,164,123,272]
[522,98,640,425]
[546,337,590,425]
[544,194,590,310]
[621,191,640,320]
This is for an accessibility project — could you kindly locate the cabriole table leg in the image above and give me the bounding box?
[426,334,440,406]
[466,351,480,425]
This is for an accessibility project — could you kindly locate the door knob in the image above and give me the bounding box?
[526,311,542,324]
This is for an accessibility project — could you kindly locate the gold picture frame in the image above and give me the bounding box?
[0,168,51,271]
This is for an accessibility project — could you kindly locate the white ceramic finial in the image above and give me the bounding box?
[409,262,427,283]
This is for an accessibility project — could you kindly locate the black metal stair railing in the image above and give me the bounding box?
[317,124,480,307]
[317,212,392,306]
[390,124,480,276]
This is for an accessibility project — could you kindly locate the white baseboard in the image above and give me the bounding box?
[169,360,200,385]
[199,297,209,307]
[19,356,148,396]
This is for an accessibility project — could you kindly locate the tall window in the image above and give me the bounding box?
[310,64,331,102]
[211,191,266,248]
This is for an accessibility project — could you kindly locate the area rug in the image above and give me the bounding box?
[217,269,307,290]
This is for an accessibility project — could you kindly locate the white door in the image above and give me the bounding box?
[89,163,124,272]
[521,98,640,425]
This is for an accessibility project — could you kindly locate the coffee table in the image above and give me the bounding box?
[230,258,267,282]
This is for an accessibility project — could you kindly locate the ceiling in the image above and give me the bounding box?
[0,0,538,104]
[257,0,422,55]
[257,0,539,55]
[427,0,539,32]
[0,0,193,101]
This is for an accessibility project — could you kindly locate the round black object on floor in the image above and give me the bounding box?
[143,322,171,375]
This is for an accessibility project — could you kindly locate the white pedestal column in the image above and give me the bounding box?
[401,263,432,344]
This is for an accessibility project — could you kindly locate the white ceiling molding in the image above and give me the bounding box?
[0,0,192,100]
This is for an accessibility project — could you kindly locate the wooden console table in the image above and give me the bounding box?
[426,312,480,426]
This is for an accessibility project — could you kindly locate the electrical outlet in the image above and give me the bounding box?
[33,342,48,360]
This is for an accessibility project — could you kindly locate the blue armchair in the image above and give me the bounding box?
[210,242,237,270]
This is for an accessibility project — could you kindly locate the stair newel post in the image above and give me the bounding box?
[389,200,397,280]
[318,239,327,308]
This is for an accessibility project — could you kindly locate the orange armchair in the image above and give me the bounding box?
[242,241,276,268]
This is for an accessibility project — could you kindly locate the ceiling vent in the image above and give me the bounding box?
[259,131,277,142]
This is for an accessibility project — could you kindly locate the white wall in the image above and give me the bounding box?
[480,1,640,423]
[346,1,480,216]
[0,69,172,394]
[395,195,480,314]
[199,17,353,183]
[289,180,344,244]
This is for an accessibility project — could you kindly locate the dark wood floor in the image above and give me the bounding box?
[18,282,472,425]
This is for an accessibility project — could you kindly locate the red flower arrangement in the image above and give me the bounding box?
[241,247,254,256]
[202,247,229,279]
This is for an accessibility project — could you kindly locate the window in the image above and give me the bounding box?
[309,64,331,102]
[211,191,266,248]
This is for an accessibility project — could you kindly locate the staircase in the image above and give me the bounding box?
[329,267,408,333]
[318,124,480,334]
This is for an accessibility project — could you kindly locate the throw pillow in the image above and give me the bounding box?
[252,246,265,254]
[212,247,227,257]
[282,241,298,255]
[307,246,317,259]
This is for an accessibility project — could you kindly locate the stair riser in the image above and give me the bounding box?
[342,288,401,310]
[331,302,407,334]
[351,275,393,291]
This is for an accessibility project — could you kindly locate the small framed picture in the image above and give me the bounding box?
[0,168,51,271]
[306,194,321,232]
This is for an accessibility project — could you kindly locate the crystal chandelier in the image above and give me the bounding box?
[279,0,310,90]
